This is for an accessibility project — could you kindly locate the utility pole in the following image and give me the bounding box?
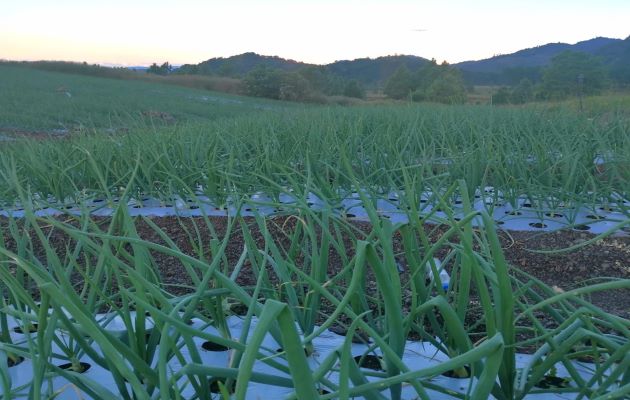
[577,73,584,113]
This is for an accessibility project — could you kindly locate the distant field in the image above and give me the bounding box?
[0,65,291,132]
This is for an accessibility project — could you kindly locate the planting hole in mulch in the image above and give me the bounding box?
[573,225,591,231]
[14,324,38,334]
[586,214,603,220]
[7,356,24,368]
[353,354,384,371]
[454,200,462,204]
[506,210,522,216]
[545,212,564,218]
[208,377,236,394]
[442,365,471,378]
[522,203,532,208]
[535,375,571,389]
[494,220,505,225]
[93,199,104,203]
[201,341,230,352]
[57,361,91,373]
[529,222,547,229]
[190,205,199,210]
[345,213,356,218]
[388,197,398,202]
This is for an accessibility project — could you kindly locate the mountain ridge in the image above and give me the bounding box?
[175,35,629,86]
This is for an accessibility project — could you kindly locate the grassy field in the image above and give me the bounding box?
[0,65,629,399]
[0,65,290,132]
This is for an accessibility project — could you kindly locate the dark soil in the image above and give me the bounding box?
[353,354,384,371]
[122,216,629,318]
[1,215,628,340]
[57,361,92,374]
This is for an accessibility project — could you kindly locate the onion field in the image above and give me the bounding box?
[0,65,629,399]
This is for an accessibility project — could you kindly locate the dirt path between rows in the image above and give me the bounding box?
[3,215,626,319]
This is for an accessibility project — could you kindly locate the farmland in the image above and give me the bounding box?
[0,65,629,399]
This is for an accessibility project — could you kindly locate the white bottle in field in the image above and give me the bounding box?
[426,258,450,291]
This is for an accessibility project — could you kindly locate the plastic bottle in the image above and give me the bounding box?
[438,269,450,291]
[426,258,450,291]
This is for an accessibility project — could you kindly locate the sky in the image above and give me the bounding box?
[1,0,629,66]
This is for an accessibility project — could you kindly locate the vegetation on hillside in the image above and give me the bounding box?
[384,60,467,104]
[493,51,610,104]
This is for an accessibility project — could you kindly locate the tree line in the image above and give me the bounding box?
[383,60,467,104]
[492,51,610,104]
[145,49,616,105]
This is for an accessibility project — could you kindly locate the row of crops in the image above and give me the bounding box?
[0,104,629,398]
[0,106,628,208]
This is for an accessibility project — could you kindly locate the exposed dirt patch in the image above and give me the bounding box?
[1,215,628,343]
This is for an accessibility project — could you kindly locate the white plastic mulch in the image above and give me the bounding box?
[1,188,628,236]
[2,314,611,399]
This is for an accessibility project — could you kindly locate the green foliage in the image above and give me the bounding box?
[425,67,467,104]
[279,72,311,101]
[343,80,365,99]
[492,87,512,105]
[387,60,467,104]
[243,67,316,101]
[147,62,172,76]
[541,51,609,99]
[243,66,284,99]
[493,79,535,105]
[0,60,136,80]
[510,78,535,104]
[297,66,345,96]
[384,65,414,100]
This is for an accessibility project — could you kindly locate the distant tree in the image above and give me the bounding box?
[510,78,534,104]
[343,80,365,99]
[279,72,311,101]
[243,66,283,99]
[147,62,172,75]
[492,87,512,105]
[298,66,346,96]
[540,51,608,99]
[425,68,467,104]
[217,63,234,77]
[384,65,414,99]
[412,58,441,95]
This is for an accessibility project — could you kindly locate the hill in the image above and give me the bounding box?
[177,52,308,76]
[326,55,428,87]
[455,37,628,85]
[178,53,429,88]
[175,35,628,88]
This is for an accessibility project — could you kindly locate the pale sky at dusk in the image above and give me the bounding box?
[1,0,629,66]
